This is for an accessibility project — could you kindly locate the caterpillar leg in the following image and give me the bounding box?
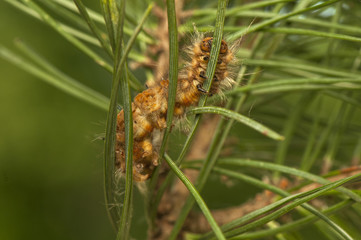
[196,83,209,94]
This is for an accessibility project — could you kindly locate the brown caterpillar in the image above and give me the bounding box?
[116,35,237,181]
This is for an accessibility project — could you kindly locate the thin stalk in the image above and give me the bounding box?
[115,2,154,239]
[325,91,361,109]
[6,0,143,92]
[147,0,178,230]
[169,2,292,237]
[241,59,361,78]
[5,0,103,48]
[200,167,355,240]
[158,0,179,169]
[102,0,132,235]
[42,0,90,31]
[188,106,284,141]
[20,0,113,72]
[221,174,361,239]
[117,3,154,86]
[273,93,315,178]
[227,0,341,41]
[110,0,135,237]
[105,2,154,237]
[300,97,322,170]
[0,45,108,111]
[55,0,106,23]
[150,67,247,228]
[14,39,109,106]
[244,84,361,95]
[117,64,133,240]
[100,0,118,51]
[322,97,354,174]
[54,0,155,43]
[192,0,292,17]
[216,158,361,202]
[227,200,353,240]
[73,0,113,58]
[127,69,145,92]
[183,10,361,37]
[229,78,361,95]
[300,100,341,172]
[167,1,229,239]
[264,27,361,44]
[164,155,226,240]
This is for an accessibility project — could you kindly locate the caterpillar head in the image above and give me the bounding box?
[200,37,228,54]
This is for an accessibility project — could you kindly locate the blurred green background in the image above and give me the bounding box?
[2,0,361,239]
[0,1,115,239]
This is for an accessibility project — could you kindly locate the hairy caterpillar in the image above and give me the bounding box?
[116,35,238,181]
